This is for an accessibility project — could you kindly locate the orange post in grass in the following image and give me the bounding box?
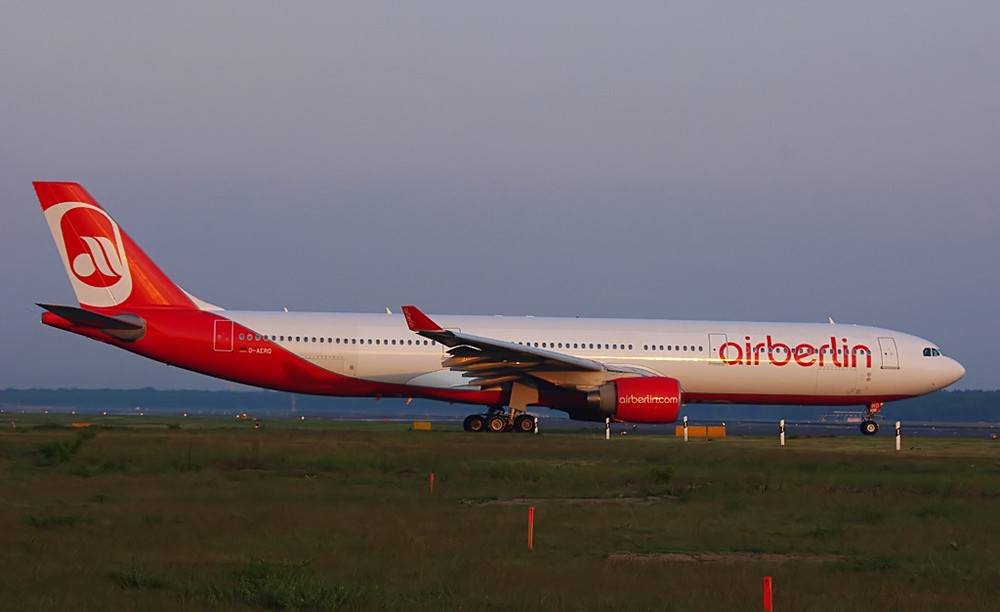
[527,506,535,551]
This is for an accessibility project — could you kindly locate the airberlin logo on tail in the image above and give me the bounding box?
[72,236,125,283]
[44,201,133,308]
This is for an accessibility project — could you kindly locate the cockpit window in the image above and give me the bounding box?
[923,347,942,357]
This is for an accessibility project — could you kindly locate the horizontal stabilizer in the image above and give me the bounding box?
[38,303,144,330]
[38,303,146,343]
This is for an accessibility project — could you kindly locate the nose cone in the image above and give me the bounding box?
[945,357,966,386]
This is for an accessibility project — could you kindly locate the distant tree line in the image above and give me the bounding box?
[0,388,996,423]
[0,388,336,412]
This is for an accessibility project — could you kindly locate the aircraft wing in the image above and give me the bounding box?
[402,305,624,390]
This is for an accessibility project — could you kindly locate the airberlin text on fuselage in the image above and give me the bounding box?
[719,336,872,368]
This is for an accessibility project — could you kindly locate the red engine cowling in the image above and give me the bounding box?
[587,377,682,424]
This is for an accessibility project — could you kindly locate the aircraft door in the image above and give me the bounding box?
[877,337,899,369]
[708,333,728,365]
[213,319,233,352]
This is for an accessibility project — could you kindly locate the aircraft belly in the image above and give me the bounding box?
[355,352,442,384]
[405,369,471,389]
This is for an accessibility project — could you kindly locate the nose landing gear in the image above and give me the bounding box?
[860,402,883,435]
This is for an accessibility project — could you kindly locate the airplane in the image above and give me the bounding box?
[34,181,965,435]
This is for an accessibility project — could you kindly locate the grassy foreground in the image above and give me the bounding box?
[1,417,999,610]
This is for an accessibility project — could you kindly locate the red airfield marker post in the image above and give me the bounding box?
[763,576,773,611]
[527,506,535,551]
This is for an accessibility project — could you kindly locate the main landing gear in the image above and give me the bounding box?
[464,384,538,433]
[463,406,536,433]
[860,402,883,435]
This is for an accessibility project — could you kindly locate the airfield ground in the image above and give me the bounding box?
[1,415,998,610]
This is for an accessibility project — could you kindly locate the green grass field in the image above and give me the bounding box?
[1,416,999,610]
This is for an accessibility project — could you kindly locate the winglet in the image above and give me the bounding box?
[402,305,443,332]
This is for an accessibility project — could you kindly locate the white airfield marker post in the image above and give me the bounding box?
[896,421,901,451]
[605,417,610,440]
[780,419,785,446]
[683,415,688,442]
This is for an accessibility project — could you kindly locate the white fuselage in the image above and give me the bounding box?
[222,310,964,405]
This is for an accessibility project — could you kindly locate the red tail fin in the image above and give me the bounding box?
[35,182,198,311]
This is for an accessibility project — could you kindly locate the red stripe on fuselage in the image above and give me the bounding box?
[682,392,912,406]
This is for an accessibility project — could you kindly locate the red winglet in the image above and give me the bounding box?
[402,305,443,332]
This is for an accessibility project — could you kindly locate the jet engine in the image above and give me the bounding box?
[586,377,682,424]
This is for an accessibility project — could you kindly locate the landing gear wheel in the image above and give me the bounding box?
[486,414,508,433]
[860,420,879,435]
[513,414,535,433]
[463,414,486,432]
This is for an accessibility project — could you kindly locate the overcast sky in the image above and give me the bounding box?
[2,2,997,392]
